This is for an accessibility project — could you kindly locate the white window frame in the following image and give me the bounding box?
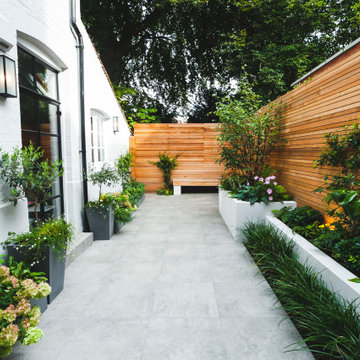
[90,115,105,163]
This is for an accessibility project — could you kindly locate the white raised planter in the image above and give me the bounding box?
[218,188,296,241]
[266,215,360,309]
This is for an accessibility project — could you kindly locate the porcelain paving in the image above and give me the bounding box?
[6,193,314,360]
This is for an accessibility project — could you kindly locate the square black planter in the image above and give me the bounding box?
[86,206,114,240]
[114,221,125,234]
[7,245,65,304]
[30,297,48,313]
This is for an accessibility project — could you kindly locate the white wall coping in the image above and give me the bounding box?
[266,215,360,307]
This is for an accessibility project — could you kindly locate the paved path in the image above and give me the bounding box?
[8,194,313,360]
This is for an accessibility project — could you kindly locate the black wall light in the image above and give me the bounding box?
[0,55,17,98]
[113,116,119,133]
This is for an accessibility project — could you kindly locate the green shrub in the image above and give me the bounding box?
[243,221,360,360]
[115,151,134,186]
[123,180,145,205]
[3,218,73,265]
[149,152,179,193]
[273,206,324,229]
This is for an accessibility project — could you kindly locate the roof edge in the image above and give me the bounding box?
[291,37,360,87]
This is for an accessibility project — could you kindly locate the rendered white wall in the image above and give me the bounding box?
[0,0,130,236]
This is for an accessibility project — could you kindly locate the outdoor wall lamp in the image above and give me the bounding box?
[0,55,17,98]
[113,116,119,133]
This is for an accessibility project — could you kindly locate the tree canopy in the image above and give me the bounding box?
[81,0,360,122]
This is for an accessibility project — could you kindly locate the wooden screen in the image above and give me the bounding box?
[270,46,360,215]
[129,123,224,192]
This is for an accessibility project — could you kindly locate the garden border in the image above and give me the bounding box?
[266,215,360,308]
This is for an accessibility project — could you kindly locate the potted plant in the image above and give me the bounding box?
[149,152,179,195]
[3,218,73,303]
[0,145,71,303]
[0,144,63,224]
[216,79,296,240]
[85,164,119,240]
[112,193,135,233]
[0,257,51,357]
[116,151,146,205]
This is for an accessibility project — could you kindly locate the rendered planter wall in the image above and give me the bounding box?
[219,188,297,240]
[266,215,360,309]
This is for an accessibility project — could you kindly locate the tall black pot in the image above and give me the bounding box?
[7,245,65,304]
[85,206,114,240]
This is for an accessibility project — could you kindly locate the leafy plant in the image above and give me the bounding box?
[0,144,63,223]
[122,180,145,206]
[0,260,51,357]
[115,151,134,186]
[111,193,134,223]
[3,218,73,264]
[231,174,290,204]
[86,163,119,200]
[243,221,360,359]
[149,152,179,194]
[7,257,48,284]
[216,79,285,185]
[273,206,324,229]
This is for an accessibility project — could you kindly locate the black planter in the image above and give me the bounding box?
[30,297,48,313]
[86,206,114,240]
[114,221,125,234]
[7,245,65,304]
[137,194,145,206]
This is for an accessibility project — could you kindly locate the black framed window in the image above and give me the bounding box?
[18,47,64,222]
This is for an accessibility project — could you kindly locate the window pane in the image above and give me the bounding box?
[20,91,37,132]
[18,49,34,89]
[38,100,58,134]
[40,135,59,163]
[21,131,38,148]
[35,61,57,99]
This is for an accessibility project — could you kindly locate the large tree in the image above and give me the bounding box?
[81,0,360,121]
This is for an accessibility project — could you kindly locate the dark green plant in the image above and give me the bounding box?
[0,144,63,223]
[243,221,360,359]
[216,79,285,185]
[3,218,73,265]
[219,174,246,192]
[123,180,145,205]
[149,152,179,193]
[231,174,290,204]
[115,151,134,186]
[273,206,324,229]
[86,163,119,200]
[7,256,47,284]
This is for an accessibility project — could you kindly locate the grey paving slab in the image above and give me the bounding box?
[6,193,314,360]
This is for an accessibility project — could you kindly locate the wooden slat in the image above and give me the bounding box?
[130,124,224,192]
[268,48,360,216]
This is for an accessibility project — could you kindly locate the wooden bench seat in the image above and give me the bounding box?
[173,179,220,195]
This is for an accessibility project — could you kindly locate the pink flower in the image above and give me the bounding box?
[259,177,264,182]
[246,182,250,186]
[273,182,277,185]
[270,175,276,180]
[264,178,270,185]
[269,196,273,201]
[254,176,259,180]
[267,188,273,195]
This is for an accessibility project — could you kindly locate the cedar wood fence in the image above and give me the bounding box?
[130,45,360,216]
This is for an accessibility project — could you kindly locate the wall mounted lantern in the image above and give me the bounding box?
[0,55,17,98]
[113,116,119,133]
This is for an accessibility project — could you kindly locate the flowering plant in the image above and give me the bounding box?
[0,259,51,357]
[231,174,290,205]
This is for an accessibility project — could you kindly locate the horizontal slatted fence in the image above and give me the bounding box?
[270,46,360,216]
[130,124,224,192]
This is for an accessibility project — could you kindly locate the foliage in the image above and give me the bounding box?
[115,151,134,186]
[149,152,179,193]
[243,221,360,359]
[216,79,284,184]
[219,174,246,192]
[273,205,360,275]
[0,144,63,223]
[0,260,51,357]
[82,0,360,118]
[123,180,145,206]
[86,163,119,200]
[113,86,161,131]
[3,218,73,264]
[230,174,290,204]
[7,257,48,284]
[111,193,135,224]
[273,206,324,229]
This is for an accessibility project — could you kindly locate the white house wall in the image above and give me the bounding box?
[0,0,130,247]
